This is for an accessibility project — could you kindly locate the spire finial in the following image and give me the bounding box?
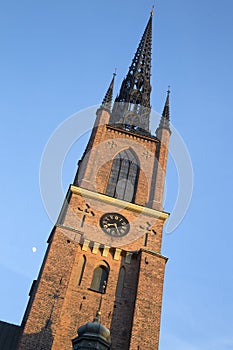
[93,310,101,323]
[93,296,102,323]
[98,294,103,313]
[151,4,155,17]
[167,85,171,94]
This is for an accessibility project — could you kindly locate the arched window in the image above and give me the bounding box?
[90,264,109,293]
[116,266,125,297]
[106,149,139,202]
[76,255,86,286]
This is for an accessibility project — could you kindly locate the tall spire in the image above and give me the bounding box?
[158,87,171,130]
[101,72,116,111]
[110,11,153,133]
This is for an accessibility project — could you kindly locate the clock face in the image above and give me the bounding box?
[100,213,130,237]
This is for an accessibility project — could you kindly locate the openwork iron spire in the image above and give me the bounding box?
[110,11,153,134]
[158,87,171,130]
[101,72,116,111]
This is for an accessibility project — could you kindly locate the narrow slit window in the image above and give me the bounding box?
[76,255,86,286]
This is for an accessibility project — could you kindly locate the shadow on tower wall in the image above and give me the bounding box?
[110,253,141,350]
[17,319,54,350]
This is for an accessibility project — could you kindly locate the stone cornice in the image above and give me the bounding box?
[140,248,168,262]
[106,124,159,143]
[70,185,170,221]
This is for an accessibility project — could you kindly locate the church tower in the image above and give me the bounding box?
[17,9,171,350]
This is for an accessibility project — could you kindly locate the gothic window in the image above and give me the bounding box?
[76,255,86,286]
[116,266,125,297]
[106,149,139,203]
[90,263,109,293]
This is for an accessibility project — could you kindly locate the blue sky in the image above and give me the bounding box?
[0,1,233,349]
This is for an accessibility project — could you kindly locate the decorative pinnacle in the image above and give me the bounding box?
[158,87,171,130]
[101,72,116,111]
[163,87,170,118]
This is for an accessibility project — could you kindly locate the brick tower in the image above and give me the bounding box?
[17,9,171,350]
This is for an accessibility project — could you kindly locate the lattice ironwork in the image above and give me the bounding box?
[110,13,153,133]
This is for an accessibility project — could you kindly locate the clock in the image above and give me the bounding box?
[100,213,130,237]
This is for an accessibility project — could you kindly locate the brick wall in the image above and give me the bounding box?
[18,108,170,350]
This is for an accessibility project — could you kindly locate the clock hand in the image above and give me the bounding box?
[114,223,120,234]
